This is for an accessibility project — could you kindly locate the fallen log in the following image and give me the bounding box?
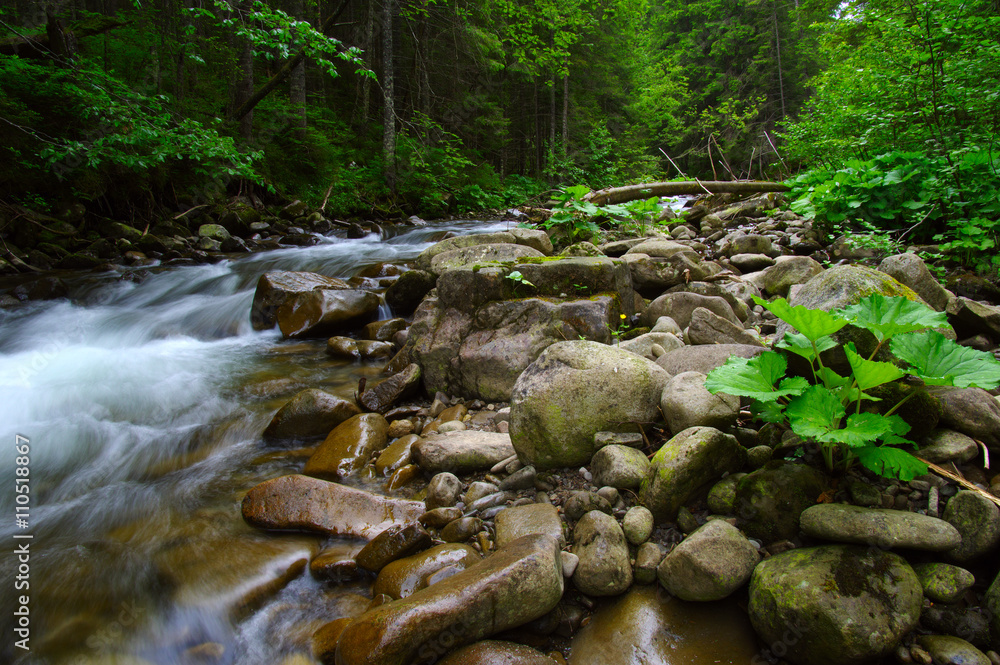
[0,15,128,59]
[584,180,790,206]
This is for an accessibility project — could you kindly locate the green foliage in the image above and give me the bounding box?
[706,294,1000,480]
[538,184,664,246]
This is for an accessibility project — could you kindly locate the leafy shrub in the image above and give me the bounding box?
[706,294,1000,480]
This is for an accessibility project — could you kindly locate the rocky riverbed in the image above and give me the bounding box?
[7,194,1000,665]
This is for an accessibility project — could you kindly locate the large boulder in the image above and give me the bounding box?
[758,256,824,298]
[879,253,951,312]
[510,341,669,469]
[275,289,380,338]
[384,269,437,316]
[748,545,922,665]
[942,490,1000,563]
[435,256,636,316]
[250,271,350,330]
[407,296,621,401]
[656,519,760,601]
[639,426,746,521]
[414,232,551,271]
[733,461,828,544]
[929,386,1000,449]
[948,297,1000,340]
[329,533,563,665]
[241,474,424,539]
[261,389,360,443]
[623,252,716,297]
[429,243,544,274]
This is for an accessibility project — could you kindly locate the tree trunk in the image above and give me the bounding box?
[289,0,308,140]
[562,72,569,157]
[233,0,254,142]
[772,0,786,121]
[381,0,397,192]
[360,0,375,123]
[585,180,790,205]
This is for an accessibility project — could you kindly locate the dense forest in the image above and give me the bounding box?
[0,0,998,268]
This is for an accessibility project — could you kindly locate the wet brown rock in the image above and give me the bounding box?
[372,543,481,599]
[356,523,433,573]
[276,289,380,338]
[375,434,420,476]
[326,337,395,360]
[412,431,516,474]
[359,364,422,414]
[329,533,563,665]
[494,503,565,548]
[303,413,389,480]
[261,389,360,443]
[250,271,350,330]
[438,640,559,665]
[241,474,424,539]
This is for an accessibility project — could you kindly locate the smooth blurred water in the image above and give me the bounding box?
[0,219,512,664]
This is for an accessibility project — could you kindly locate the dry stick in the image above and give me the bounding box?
[707,136,718,180]
[172,204,208,220]
[320,177,337,213]
[764,131,789,176]
[658,147,688,178]
[916,456,1000,509]
[711,134,737,180]
[747,146,756,181]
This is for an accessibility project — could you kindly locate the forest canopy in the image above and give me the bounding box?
[0,0,997,254]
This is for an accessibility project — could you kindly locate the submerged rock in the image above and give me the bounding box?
[329,533,563,665]
[568,586,759,665]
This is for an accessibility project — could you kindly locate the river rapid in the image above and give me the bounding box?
[0,219,513,665]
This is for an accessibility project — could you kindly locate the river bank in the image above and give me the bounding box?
[4,196,1000,665]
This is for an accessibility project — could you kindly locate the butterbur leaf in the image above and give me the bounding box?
[705,352,805,402]
[753,296,848,341]
[820,412,897,447]
[854,446,928,481]
[777,333,838,362]
[844,343,905,391]
[752,400,785,424]
[787,386,845,440]
[892,331,1000,389]
[840,294,949,342]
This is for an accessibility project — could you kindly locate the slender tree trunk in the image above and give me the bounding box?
[234,0,254,142]
[359,0,374,122]
[382,0,397,191]
[562,72,569,157]
[289,0,307,140]
[772,0,786,121]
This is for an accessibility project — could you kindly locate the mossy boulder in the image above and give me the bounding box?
[748,545,922,665]
[510,341,669,469]
[733,461,828,544]
[639,426,746,521]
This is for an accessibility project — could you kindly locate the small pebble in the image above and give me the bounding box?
[927,486,939,517]
[561,551,580,577]
[597,486,619,505]
[909,645,932,665]
[579,467,592,482]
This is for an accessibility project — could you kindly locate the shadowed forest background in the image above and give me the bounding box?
[1,0,998,269]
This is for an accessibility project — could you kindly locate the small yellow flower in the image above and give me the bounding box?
[620,314,627,320]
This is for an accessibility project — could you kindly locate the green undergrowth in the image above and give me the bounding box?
[706,294,1000,481]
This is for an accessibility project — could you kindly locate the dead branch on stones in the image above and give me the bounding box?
[584,180,790,206]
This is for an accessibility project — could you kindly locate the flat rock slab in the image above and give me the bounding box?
[412,431,516,474]
[800,503,961,552]
[494,503,565,548]
[331,533,564,665]
[241,474,424,540]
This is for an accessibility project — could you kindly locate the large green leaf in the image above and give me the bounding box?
[891,331,1000,389]
[753,296,849,342]
[705,352,808,401]
[820,412,902,447]
[776,333,838,363]
[844,343,905,391]
[786,385,845,439]
[854,446,928,481]
[840,294,949,342]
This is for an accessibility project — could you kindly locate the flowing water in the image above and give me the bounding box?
[0,220,513,665]
[0,215,761,665]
